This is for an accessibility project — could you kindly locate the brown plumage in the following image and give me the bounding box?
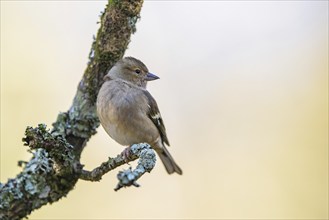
[96,57,182,175]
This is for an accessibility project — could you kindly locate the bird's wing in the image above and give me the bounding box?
[142,90,170,146]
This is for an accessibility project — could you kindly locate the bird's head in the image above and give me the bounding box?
[105,57,159,88]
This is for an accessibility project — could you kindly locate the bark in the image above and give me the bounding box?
[0,1,148,219]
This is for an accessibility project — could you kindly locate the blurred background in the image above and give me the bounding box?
[1,1,328,219]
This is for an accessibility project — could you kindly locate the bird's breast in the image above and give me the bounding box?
[96,81,149,146]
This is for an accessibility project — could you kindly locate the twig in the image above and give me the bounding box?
[0,1,144,219]
[79,143,156,191]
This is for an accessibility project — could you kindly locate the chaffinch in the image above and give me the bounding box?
[96,57,182,175]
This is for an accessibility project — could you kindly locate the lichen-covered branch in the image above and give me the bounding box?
[52,0,144,155]
[114,144,157,191]
[0,125,80,220]
[0,1,144,219]
[79,143,156,191]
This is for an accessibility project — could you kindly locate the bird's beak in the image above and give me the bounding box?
[145,72,160,81]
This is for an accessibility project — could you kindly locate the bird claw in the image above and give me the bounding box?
[121,146,132,163]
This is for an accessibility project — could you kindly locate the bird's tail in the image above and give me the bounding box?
[157,146,183,175]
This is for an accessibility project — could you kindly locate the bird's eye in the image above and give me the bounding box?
[135,69,141,74]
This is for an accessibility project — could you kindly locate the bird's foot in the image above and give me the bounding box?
[121,146,132,163]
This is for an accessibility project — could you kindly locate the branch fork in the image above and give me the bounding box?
[0,1,145,219]
[79,143,156,190]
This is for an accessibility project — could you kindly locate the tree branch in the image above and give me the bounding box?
[79,143,156,191]
[0,1,145,219]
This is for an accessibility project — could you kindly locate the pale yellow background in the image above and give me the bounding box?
[1,1,328,219]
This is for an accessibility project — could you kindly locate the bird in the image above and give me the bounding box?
[96,57,182,175]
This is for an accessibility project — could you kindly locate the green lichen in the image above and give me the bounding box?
[51,112,69,137]
[24,125,74,163]
[114,143,156,191]
[0,0,144,219]
[0,147,75,220]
